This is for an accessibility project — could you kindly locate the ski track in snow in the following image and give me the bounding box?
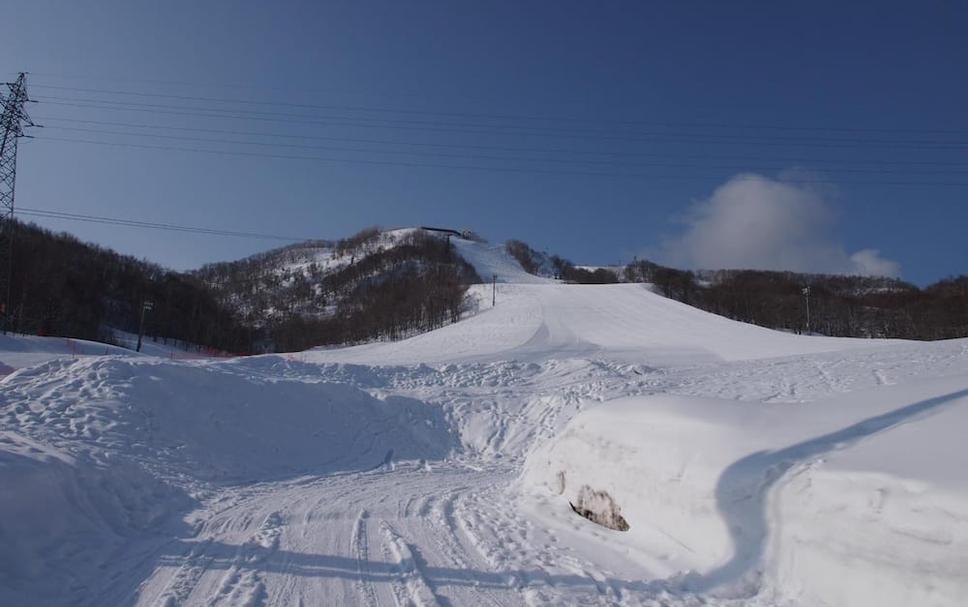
[2,281,968,606]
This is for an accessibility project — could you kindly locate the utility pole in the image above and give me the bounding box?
[492,274,497,307]
[136,300,153,352]
[0,73,36,333]
[802,286,811,334]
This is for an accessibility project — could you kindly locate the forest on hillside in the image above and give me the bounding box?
[622,260,968,340]
[5,224,481,354]
[197,229,481,351]
[3,221,253,352]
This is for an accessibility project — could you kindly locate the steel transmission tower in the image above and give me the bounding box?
[0,72,35,331]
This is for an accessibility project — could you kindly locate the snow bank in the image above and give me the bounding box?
[2,357,456,482]
[0,333,133,375]
[0,331,225,377]
[520,376,968,606]
[520,395,766,577]
[0,432,193,605]
[767,386,968,607]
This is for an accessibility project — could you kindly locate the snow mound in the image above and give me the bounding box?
[521,377,968,605]
[0,333,133,375]
[1,357,457,482]
[0,332,226,377]
[0,434,193,605]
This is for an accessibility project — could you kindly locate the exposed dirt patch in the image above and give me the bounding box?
[569,485,629,531]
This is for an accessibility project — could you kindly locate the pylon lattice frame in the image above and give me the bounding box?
[0,72,34,329]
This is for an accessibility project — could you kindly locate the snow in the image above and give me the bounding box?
[0,332,225,377]
[0,333,132,375]
[306,283,900,365]
[1,236,967,606]
[451,236,556,284]
[520,377,968,604]
[268,229,422,278]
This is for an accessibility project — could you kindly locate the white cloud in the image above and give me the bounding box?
[849,249,901,277]
[661,174,901,277]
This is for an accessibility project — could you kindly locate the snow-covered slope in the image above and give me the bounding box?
[306,282,897,365]
[451,237,554,284]
[2,259,967,606]
[521,377,968,605]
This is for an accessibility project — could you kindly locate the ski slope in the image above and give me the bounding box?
[305,282,898,365]
[451,237,555,285]
[2,239,967,606]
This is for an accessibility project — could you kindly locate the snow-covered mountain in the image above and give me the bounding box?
[195,227,482,350]
[195,228,431,325]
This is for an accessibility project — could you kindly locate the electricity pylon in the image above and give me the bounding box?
[0,72,35,331]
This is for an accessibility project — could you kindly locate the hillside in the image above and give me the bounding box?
[5,221,253,353]
[195,227,481,351]
[5,223,484,355]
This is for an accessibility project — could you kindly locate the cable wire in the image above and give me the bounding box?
[27,135,968,186]
[29,82,968,137]
[33,97,968,149]
[16,207,311,241]
[37,125,968,176]
[33,116,968,168]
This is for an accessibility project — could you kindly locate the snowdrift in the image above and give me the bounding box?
[0,333,134,375]
[2,357,456,481]
[0,332,225,377]
[0,434,192,606]
[521,376,968,606]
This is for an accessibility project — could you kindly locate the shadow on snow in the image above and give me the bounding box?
[690,387,968,595]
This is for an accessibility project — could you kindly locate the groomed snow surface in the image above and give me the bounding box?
[2,240,967,606]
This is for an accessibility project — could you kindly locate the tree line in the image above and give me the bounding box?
[3,220,253,352]
[508,238,968,340]
[625,260,968,340]
[506,239,620,284]
[7,224,481,354]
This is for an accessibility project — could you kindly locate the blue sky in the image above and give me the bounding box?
[3,1,966,285]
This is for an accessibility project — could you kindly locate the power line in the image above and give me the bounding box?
[36,125,968,176]
[27,135,968,186]
[27,71,435,101]
[34,116,968,168]
[29,82,968,137]
[16,207,311,241]
[32,96,968,149]
[41,93,968,145]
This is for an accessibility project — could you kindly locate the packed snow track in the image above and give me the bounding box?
[2,281,967,606]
